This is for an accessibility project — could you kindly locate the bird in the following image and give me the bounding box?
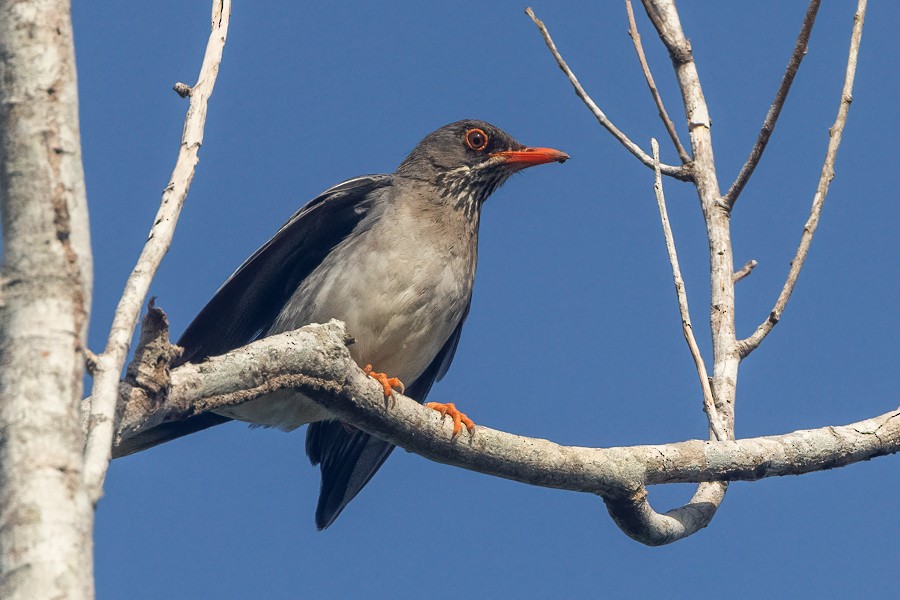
[118,119,569,529]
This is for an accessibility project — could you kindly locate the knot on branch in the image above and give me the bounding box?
[667,41,693,66]
[173,82,193,98]
[122,299,181,416]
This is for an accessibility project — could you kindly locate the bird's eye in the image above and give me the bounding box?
[465,128,489,151]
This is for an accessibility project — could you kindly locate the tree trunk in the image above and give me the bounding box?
[0,0,94,598]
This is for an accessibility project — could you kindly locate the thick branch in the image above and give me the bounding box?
[738,0,867,358]
[723,0,821,208]
[82,0,231,502]
[526,7,692,181]
[108,322,900,544]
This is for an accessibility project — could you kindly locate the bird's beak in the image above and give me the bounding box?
[490,147,570,168]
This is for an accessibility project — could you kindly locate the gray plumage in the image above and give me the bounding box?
[118,119,568,529]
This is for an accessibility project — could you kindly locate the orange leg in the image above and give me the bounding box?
[424,402,475,438]
[364,364,405,405]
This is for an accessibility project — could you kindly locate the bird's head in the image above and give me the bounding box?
[397,119,569,208]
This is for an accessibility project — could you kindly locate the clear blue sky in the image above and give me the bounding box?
[76,2,898,598]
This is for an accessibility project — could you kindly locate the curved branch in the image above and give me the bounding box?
[82,0,232,502]
[605,482,726,546]
[526,7,692,181]
[108,322,900,544]
[738,0,867,358]
[723,0,821,208]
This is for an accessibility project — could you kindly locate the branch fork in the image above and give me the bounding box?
[521,0,872,542]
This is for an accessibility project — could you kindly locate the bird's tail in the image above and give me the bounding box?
[112,412,232,458]
[305,421,396,529]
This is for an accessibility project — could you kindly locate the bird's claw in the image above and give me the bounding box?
[364,364,405,407]
[424,402,475,438]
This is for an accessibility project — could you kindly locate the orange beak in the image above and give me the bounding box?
[490,147,570,167]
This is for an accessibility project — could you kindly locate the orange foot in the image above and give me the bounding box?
[425,402,475,438]
[364,364,405,406]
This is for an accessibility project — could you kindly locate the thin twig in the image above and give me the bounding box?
[733,259,758,282]
[81,0,232,502]
[651,139,725,441]
[625,0,690,163]
[739,0,866,358]
[526,7,692,181]
[723,0,821,208]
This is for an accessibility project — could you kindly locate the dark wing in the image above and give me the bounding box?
[176,174,393,366]
[113,174,393,459]
[306,299,472,529]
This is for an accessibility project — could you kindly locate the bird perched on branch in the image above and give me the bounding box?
[120,119,568,529]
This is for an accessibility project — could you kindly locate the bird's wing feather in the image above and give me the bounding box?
[306,298,472,529]
[114,174,392,458]
[176,174,393,365]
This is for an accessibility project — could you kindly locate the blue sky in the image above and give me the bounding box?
[75,2,898,598]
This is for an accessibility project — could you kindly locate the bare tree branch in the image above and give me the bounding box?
[723,0,821,209]
[733,259,758,282]
[113,323,900,487]
[82,0,232,503]
[738,0,867,359]
[651,139,723,441]
[625,0,691,163]
[525,7,692,181]
[605,481,726,546]
[106,321,899,545]
[523,0,877,545]
[640,0,738,446]
[631,0,741,543]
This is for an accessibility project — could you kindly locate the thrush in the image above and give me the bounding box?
[119,119,568,528]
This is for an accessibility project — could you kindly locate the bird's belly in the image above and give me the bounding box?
[313,259,469,383]
[275,229,473,384]
[344,294,458,383]
[214,389,330,431]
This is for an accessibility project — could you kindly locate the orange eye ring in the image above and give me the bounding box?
[465,128,489,151]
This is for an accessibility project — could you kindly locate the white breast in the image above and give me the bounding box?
[284,199,476,382]
[218,195,478,429]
